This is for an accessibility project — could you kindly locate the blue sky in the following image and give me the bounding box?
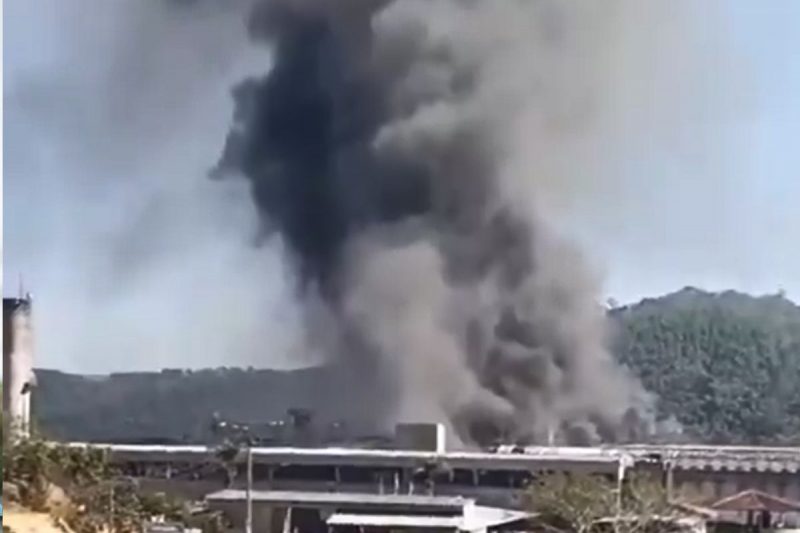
[4,1,800,371]
[571,0,800,304]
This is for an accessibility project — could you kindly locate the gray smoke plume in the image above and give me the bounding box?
[4,0,308,372]
[213,0,653,446]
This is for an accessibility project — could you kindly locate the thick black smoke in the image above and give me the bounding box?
[214,0,651,446]
[214,1,476,295]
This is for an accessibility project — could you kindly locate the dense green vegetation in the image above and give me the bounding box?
[32,288,800,445]
[2,434,230,532]
[613,288,800,444]
[2,435,186,531]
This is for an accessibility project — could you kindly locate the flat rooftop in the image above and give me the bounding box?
[327,508,534,531]
[327,513,463,529]
[75,443,624,472]
[65,442,800,473]
[206,489,470,510]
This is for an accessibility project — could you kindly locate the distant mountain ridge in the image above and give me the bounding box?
[33,288,800,445]
[34,365,346,442]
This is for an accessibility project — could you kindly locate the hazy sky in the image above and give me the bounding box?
[4,0,800,372]
[584,1,800,304]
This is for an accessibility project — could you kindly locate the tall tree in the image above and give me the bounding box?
[530,472,680,533]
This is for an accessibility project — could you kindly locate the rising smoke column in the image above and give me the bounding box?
[214,0,651,446]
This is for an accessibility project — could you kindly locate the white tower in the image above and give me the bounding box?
[3,295,36,439]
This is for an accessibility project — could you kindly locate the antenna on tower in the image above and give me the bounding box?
[18,273,32,303]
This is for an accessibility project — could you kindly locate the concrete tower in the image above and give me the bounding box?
[3,295,36,439]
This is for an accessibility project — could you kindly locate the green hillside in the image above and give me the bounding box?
[32,289,800,445]
[613,288,800,444]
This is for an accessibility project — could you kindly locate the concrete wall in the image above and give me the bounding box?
[674,470,800,501]
[395,424,446,453]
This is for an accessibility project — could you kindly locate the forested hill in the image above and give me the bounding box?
[33,288,800,445]
[612,287,800,444]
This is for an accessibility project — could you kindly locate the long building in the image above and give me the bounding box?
[70,439,800,507]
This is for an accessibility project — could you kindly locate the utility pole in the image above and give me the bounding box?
[615,453,633,533]
[246,445,253,533]
[211,414,255,533]
[664,454,675,501]
[109,482,115,533]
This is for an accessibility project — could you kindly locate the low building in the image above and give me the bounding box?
[67,439,800,511]
[205,489,532,533]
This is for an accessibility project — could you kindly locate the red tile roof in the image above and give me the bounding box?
[710,490,800,513]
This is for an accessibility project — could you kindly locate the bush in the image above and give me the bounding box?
[3,434,182,532]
